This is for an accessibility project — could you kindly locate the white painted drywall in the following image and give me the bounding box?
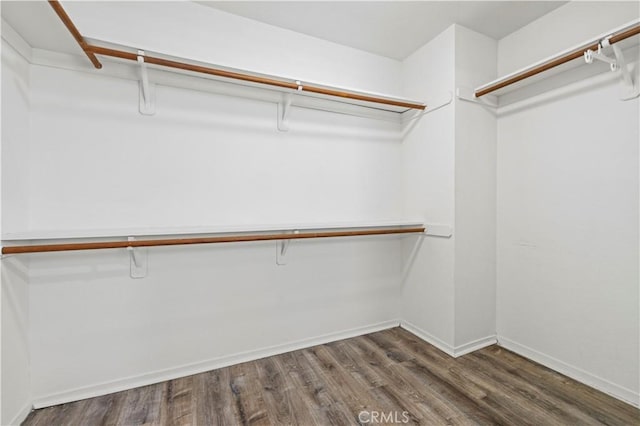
[497,1,640,405]
[498,1,640,76]
[400,26,456,350]
[0,3,413,403]
[453,26,497,347]
[26,65,404,233]
[1,39,32,425]
[62,1,402,96]
[29,237,403,405]
[24,65,408,403]
[1,38,29,234]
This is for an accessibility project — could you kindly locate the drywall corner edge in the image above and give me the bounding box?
[400,320,456,356]
[8,402,32,426]
[453,335,497,357]
[400,320,496,358]
[1,19,32,62]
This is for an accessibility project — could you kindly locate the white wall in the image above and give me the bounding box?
[498,1,639,76]
[400,26,456,351]
[1,39,31,425]
[453,26,497,348]
[63,1,402,95]
[0,2,414,406]
[29,237,403,406]
[497,1,640,405]
[26,65,404,233]
[24,63,407,405]
[4,0,639,413]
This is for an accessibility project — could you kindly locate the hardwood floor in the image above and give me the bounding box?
[23,327,639,425]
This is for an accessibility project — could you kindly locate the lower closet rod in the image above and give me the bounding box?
[1,227,426,255]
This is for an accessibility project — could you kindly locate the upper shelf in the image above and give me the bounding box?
[47,0,426,115]
[1,221,426,255]
[475,20,640,98]
[87,40,426,113]
[1,220,425,242]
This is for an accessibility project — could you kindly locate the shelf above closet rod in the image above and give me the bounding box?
[475,20,640,97]
[87,46,426,111]
[47,0,426,112]
[47,0,102,69]
[1,226,426,255]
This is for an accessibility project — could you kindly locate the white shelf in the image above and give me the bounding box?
[475,19,640,98]
[86,38,426,115]
[1,220,425,242]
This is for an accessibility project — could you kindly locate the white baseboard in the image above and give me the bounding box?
[453,335,498,357]
[29,323,639,410]
[399,320,456,356]
[33,319,400,408]
[399,320,496,358]
[498,336,640,408]
[8,402,32,426]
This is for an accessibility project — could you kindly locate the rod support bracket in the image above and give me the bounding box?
[585,39,639,100]
[276,230,299,265]
[127,237,148,279]
[137,50,156,115]
[277,93,293,131]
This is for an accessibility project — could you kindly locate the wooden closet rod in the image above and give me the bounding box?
[47,0,102,69]
[475,22,640,97]
[1,227,426,255]
[86,46,426,110]
[47,0,425,111]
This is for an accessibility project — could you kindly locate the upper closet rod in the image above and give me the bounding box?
[475,21,640,97]
[47,0,102,69]
[47,0,425,111]
[87,46,426,110]
[1,227,426,255]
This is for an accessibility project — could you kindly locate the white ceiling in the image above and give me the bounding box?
[196,1,568,59]
[2,1,82,54]
[1,1,567,61]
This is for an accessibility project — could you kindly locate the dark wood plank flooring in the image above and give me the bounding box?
[23,327,639,425]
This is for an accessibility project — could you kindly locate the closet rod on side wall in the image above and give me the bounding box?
[475,21,640,97]
[1,227,426,255]
[47,0,102,69]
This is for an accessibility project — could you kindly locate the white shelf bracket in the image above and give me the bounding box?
[276,230,299,265]
[611,44,640,100]
[277,93,293,131]
[456,87,498,107]
[137,50,156,115]
[127,237,148,279]
[585,38,639,100]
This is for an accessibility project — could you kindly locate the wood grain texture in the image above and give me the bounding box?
[22,327,639,425]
